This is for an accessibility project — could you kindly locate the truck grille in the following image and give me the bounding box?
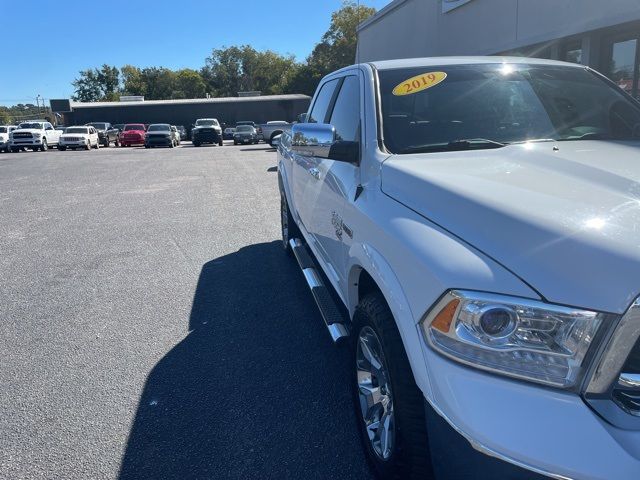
[13,132,32,138]
[148,134,169,139]
[64,137,83,142]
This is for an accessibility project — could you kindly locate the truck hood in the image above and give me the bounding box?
[61,133,89,139]
[381,140,640,313]
[12,128,42,134]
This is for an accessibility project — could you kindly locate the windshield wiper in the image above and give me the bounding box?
[399,138,507,154]
[557,132,612,141]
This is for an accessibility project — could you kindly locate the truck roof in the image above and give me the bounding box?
[369,56,584,71]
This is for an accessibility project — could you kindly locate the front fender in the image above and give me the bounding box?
[344,189,541,401]
[347,242,435,398]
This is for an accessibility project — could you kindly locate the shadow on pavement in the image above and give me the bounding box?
[118,241,371,480]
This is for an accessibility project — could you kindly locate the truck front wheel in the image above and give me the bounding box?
[352,292,433,480]
[40,139,48,151]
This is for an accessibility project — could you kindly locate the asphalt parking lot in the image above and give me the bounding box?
[0,142,372,480]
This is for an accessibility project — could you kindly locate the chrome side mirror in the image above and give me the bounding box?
[291,123,359,163]
[291,123,336,159]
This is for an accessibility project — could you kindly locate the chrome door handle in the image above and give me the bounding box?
[308,167,320,180]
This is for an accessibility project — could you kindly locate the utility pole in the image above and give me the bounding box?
[36,95,42,115]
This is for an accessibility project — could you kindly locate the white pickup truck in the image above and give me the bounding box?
[10,120,61,151]
[0,125,17,152]
[277,57,640,479]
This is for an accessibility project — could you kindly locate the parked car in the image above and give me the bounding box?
[86,122,120,147]
[120,124,146,147]
[260,120,291,146]
[58,126,100,150]
[113,124,125,132]
[9,120,61,151]
[233,125,258,145]
[191,118,223,147]
[278,57,640,480]
[0,125,17,152]
[236,120,263,141]
[176,125,187,141]
[223,127,236,140]
[144,124,177,148]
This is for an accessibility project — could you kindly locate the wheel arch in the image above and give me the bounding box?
[347,244,433,398]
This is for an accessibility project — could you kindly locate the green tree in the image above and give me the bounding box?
[287,1,376,95]
[174,69,207,98]
[139,67,176,100]
[0,107,12,124]
[202,45,297,97]
[121,65,147,96]
[72,64,120,101]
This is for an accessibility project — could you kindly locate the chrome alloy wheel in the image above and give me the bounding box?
[356,326,395,460]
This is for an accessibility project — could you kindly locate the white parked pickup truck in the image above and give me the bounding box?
[277,57,640,480]
[0,125,17,152]
[10,120,61,151]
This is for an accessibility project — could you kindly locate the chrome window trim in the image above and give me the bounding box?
[586,297,640,394]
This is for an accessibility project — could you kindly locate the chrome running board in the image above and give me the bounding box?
[289,238,349,343]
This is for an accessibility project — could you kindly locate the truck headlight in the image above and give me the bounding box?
[422,290,609,388]
[33,132,42,138]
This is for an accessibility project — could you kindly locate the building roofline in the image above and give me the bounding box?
[70,94,311,109]
[358,0,408,32]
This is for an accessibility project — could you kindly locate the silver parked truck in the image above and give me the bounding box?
[278,56,640,480]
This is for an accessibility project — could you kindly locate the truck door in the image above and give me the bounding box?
[292,77,340,237]
[305,74,361,293]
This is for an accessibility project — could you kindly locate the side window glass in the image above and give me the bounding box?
[329,76,360,142]
[309,78,339,123]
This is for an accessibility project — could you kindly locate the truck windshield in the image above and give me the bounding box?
[378,63,640,154]
[87,123,108,130]
[124,125,144,131]
[66,127,89,134]
[196,120,216,126]
[0,127,7,133]
[19,123,43,129]
[236,126,254,132]
[148,124,170,131]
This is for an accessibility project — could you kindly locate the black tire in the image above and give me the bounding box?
[115,137,120,147]
[58,146,66,151]
[41,139,48,151]
[234,141,238,145]
[280,188,300,253]
[103,139,109,147]
[351,293,433,480]
[218,138,223,146]
[85,141,91,150]
[193,142,201,147]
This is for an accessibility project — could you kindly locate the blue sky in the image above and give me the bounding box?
[0,0,387,107]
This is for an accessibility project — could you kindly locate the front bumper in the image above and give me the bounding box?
[60,140,89,147]
[421,334,640,479]
[192,131,221,144]
[121,136,144,145]
[234,136,256,143]
[145,137,173,146]
[10,138,42,147]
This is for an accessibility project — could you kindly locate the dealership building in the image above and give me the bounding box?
[50,94,311,128]
[357,0,640,97]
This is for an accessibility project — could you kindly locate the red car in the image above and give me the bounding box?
[120,124,146,147]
